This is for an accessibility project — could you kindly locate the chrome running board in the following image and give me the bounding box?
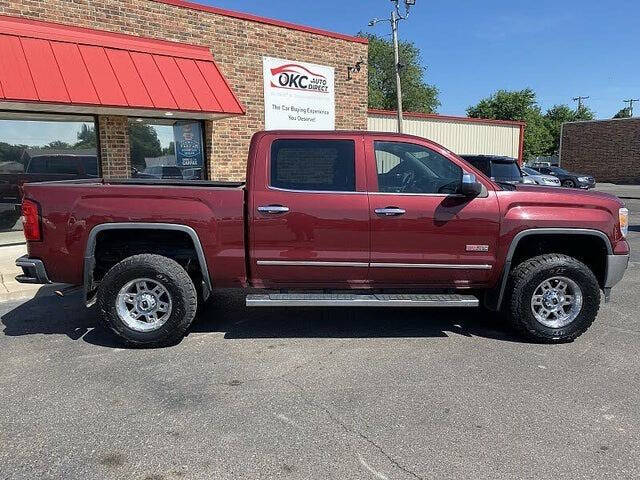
[246,293,479,308]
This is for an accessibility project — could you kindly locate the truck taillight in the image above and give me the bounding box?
[22,199,41,241]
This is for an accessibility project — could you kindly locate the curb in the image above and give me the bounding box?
[0,281,61,304]
[0,285,45,303]
[0,271,45,303]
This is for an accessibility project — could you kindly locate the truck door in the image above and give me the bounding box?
[248,134,370,289]
[366,137,501,288]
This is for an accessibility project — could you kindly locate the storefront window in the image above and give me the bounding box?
[129,119,205,180]
[0,113,98,238]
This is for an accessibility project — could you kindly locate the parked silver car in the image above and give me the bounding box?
[522,166,561,187]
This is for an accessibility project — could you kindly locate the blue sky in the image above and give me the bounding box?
[207,0,640,119]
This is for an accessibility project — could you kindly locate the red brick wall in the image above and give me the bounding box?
[561,119,640,184]
[0,0,369,181]
[97,116,131,179]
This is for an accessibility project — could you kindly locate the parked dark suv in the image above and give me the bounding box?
[460,155,524,185]
[530,166,595,189]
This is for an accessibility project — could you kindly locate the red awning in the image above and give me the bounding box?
[0,15,244,118]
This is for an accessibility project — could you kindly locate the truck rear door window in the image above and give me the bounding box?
[270,139,356,192]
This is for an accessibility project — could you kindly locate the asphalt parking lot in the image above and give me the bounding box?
[1,197,639,480]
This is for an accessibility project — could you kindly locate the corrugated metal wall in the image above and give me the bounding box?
[368,113,522,159]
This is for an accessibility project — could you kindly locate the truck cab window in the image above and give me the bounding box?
[270,139,356,192]
[374,141,462,194]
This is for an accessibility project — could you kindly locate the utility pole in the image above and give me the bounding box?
[623,98,639,117]
[572,96,589,111]
[369,1,416,134]
[391,8,403,133]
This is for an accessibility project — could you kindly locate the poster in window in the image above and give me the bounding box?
[173,121,203,167]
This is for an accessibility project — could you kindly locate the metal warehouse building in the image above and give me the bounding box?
[368,110,525,163]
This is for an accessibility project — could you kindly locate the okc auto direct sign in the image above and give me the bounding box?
[263,56,335,130]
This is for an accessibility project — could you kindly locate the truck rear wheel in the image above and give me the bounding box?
[507,254,600,343]
[98,254,197,347]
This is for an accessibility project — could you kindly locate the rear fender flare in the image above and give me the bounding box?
[83,223,212,304]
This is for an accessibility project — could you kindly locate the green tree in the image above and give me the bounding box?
[45,140,72,150]
[0,142,28,171]
[544,104,594,155]
[129,123,162,172]
[467,89,596,158]
[74,124,97,149]
[362,33,440,113]
[613,107,631,119]
[162,141,176,156]
[467,88,551,159]
[467,88,536,121]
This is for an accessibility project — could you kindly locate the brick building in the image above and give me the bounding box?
[0,0,369,182]
[561,118,640,184]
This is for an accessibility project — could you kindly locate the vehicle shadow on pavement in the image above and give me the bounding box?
[1,289,525,348]
[190,289,524,343]
[0,289,123,347]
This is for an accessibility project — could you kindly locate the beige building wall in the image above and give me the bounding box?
[368,112,523,159]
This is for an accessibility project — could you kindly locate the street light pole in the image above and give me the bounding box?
[369,1,415,134]
[391,8,403,133]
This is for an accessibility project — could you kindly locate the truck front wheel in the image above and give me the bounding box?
[507,254,600,343]
[97,254,198,347]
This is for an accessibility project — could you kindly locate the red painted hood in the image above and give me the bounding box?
[512,184,624,209]
[496,184,626,249]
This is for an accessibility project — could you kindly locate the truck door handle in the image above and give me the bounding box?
[375,207,406,217]
[258,205,290,214]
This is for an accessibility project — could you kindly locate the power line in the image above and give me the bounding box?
[623,98,639,117]
[572,96,589,111]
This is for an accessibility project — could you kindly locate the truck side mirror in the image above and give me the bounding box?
[461,173,482,197]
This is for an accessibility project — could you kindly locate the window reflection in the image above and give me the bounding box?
[0,114,98,236]
[129,119,205,180]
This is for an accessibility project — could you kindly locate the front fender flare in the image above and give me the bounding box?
[486,228,612,311]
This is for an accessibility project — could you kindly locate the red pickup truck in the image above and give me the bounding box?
[16,131,630,347]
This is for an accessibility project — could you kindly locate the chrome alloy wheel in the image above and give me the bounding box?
[530,276,583,328]
[116,278,173,332]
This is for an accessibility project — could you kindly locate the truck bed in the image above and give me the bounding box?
[29,178,246,188]
[22,178,248,288]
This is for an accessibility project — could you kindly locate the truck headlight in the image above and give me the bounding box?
[619,207,629,238]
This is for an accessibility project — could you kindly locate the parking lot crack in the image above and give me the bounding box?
[286,378,424,480]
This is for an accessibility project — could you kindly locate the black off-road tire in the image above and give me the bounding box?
[98,254,198,347]
[507,254,600,343]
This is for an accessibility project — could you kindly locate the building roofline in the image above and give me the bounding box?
[368,109,526,127]
[150,0,368,45]
[563,117,640,126]
[0,14,214,58]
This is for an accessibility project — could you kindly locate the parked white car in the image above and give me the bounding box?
[522,166,561,186]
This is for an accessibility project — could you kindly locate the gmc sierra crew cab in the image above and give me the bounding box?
[16,131,630,347]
